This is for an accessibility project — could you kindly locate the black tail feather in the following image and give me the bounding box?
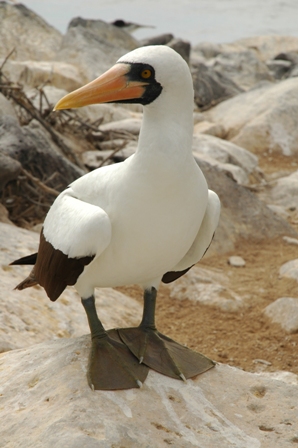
[10,253,38,266]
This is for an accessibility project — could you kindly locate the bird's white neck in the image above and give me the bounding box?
[136,93,194,166]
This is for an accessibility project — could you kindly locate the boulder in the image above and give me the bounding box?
[192,62,243,110]
[266,59,292,80]
[264,297,298,333]
[0,1,62,62]
[56,17,139,82]
[0,116,83,190]
[262,170,298,210]
[193,134,259,178]
[205,48,273,90]
[167,38,191,63]
[193,120,226,138]
[206,78,298,156]
[2,60,83,91]
[234,35,298,62]
[199,162,297,255]
[279,259,298,282]
[141,33,174,46]
[0,336,297,447]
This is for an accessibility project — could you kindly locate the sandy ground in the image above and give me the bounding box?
[118,235,298,376]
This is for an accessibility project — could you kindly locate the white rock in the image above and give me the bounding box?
[207,48,272,90]
[82,150,114,169]
[0,223,142,350]
[193,120,226,138]
[169,266,243,311]
[2,60,83,91]
[0,93,17,119]
[192,134,259,175]
[279,259,298,282]
[264,297,298,333]
[194,152,250,185]
[0,2,62,62]
[268,170,298,210]
[100,118,142,135]
[235,35,298,62]
[228,256,246,267]
[0,338,297,447]
[206,78,298,156]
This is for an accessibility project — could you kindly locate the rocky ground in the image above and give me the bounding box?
[0,1,298,447]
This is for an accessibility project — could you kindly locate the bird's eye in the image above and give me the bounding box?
[141,69,152,79]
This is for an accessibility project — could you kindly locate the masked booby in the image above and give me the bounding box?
[11,45,220,390]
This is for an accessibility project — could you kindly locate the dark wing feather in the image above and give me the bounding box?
[15,230,94,302]
[162,266,193,284]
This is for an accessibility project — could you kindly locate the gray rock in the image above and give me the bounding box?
[267,170,298,210]
[193,134,259,177]
[2,60,83,91]
[56,17,139,81]
[169,266,243,311]
[0,93,17,119]
[140,33,174,46]
[266,59,292,80]
[0,335,297,447]
[199,162,297,255]
[192,62,243,110]
[279,259,298,282]
[0,153,21,192]
[167,38,191,63]
[0,116,83,191]
[264,297,298,333]
[234,35,298,62]
[267,204,290,220]
[0,1,62,62]
[68,17,138,50]
[0,203,13,225]
[192,41,224,59]
[196,153,250,185]
[206,48,273,90]
[206,78,298,157]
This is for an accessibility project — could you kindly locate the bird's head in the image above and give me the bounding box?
[54,45,192,111]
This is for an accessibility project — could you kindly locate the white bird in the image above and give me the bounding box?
[12,45,220,390]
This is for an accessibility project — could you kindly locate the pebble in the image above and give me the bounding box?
[228,256,246,267]
[253,359,272,366]
[264,297,298,333]
[283,236,298,245]
[279,259,298,282]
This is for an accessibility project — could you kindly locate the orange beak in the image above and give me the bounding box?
[54,63,148,110]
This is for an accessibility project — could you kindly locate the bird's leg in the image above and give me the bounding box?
[81,295,148,390]
[118,287,215,380]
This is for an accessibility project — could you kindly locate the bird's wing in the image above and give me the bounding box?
[162,189,220,283]
[15,188,112,301]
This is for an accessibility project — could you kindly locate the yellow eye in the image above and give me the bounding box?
[141,69,152,79]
